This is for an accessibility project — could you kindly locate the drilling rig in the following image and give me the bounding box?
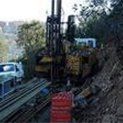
[35,0,75,82]
[35,0,75,79]
[35,0,98,85]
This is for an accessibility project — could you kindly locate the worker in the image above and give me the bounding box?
[66,77,72,91]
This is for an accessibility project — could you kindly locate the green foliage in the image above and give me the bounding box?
[0,34,8,62]
[0,33,6,41]
[73,3,104,41]
[17,21,45,54]
[16,21,45,78]
[74,0,122,45]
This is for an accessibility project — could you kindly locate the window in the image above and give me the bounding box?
[15,66,19,72]
[78,42,86,47]
[88,40,94,47]
[0,64,15,73]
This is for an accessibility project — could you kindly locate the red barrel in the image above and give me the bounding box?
[50,92,73,123]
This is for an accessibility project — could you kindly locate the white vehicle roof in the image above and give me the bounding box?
[75,38,97,48]
[0,62,18,65]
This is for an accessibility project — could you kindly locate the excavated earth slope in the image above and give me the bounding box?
[79,41,123,123]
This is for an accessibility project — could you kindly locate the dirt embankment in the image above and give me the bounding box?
[92,41,123,122]
[79,40,123,122]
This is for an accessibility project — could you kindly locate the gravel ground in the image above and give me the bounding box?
[30,105,50,123]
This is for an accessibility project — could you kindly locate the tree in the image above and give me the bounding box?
[73,2,107,43]
[16,21,45,78]
[73,0,122,45]
[0,35,8,62]
[89,0,123,44]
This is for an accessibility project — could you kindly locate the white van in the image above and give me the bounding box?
[0,62,24,83]
[75,38,97,48]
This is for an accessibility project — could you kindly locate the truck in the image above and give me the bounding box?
[0,62,24,83]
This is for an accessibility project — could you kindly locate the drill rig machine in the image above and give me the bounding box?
[35,0,98,85]
[35,0,75,83]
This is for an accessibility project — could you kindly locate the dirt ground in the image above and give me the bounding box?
[79,41,123,123]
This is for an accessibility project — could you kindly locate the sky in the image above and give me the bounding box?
[0,0,86,22]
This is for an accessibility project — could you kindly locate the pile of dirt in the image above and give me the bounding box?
[79,41,123,122]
